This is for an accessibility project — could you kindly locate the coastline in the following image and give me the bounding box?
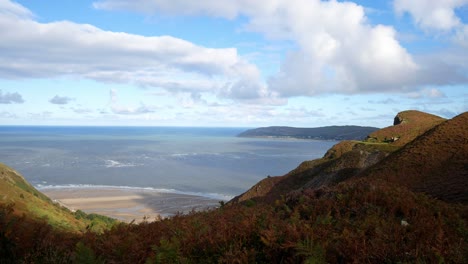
[41,187,221,223]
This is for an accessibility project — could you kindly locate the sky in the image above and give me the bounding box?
[0,0,467,127]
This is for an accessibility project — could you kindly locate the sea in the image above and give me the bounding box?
[0,126,337,201]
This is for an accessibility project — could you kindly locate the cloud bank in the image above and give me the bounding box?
[0,0,466,104]
[0,0,266,101]
[94,0,467,96]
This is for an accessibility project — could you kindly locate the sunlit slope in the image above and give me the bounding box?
[230,110,447,203]
[0,163,114,232]
[365,110,446,146]
[361,111,468,203]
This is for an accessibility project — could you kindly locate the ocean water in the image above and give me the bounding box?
[0,126,337,200]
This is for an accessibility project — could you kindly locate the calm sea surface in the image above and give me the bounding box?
[0,126,337,200]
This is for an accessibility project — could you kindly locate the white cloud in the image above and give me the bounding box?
[94,0,423,96]
[93,0,245,18]
[2,0,466,106]
[455,24,468,48]
[247,1,419,96]
[49,95,74,105]
[394,0,468,51]
[0,1,265,101]
[0,90,24,104]
[406,87,447,99]
[394,0,468,31]
[0,0,33,19]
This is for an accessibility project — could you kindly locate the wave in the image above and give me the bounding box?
[35,183,234,201]
[104,159,138,168]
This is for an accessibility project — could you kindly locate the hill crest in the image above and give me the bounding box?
[230,110,465,204]
[359,111,468,203]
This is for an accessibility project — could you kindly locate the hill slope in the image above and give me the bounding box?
[360,111,468,203]
[231,110,456,204]
[1,110,467,263]
[366,110,445,146]
[0,163,87,232]
[0,163,116,233]
[238,125,379,140]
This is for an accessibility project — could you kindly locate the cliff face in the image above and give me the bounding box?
[230,110,464,204]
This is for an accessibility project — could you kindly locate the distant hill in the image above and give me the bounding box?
[238,125,379,140]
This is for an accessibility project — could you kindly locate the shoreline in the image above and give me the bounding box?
[41,187,221,223]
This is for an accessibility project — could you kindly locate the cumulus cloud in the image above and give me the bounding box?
[2,0,467,103]
[95,0,468,97]
[94,0,443,96]
[394,0,468,31]
[0,90,24,104]
[0,0,265,101]
[49,95,74,105]
[394,0,468,53]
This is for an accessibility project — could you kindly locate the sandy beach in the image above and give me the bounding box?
[41,188,221,223]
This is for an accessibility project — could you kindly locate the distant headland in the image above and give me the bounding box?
[238,125,379,140]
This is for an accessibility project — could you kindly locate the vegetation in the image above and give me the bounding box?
[238,125,379,140]
[0,163,117,233]
[0,110,467,263]
[366,110,445,146]
[1,178,466,263]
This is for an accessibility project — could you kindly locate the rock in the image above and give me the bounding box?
[394,114,404,125]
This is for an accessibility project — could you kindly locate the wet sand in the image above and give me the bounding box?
[41,188,221,223]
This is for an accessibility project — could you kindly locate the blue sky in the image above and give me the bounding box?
[0,0,467,127]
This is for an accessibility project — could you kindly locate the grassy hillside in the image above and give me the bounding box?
[365,110,446,146]
[361,112,468,203]
[1,110,467,263]
[230,111,431,204]
[0,163,116,233]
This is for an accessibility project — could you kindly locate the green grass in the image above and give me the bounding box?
[0,162,117,233]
